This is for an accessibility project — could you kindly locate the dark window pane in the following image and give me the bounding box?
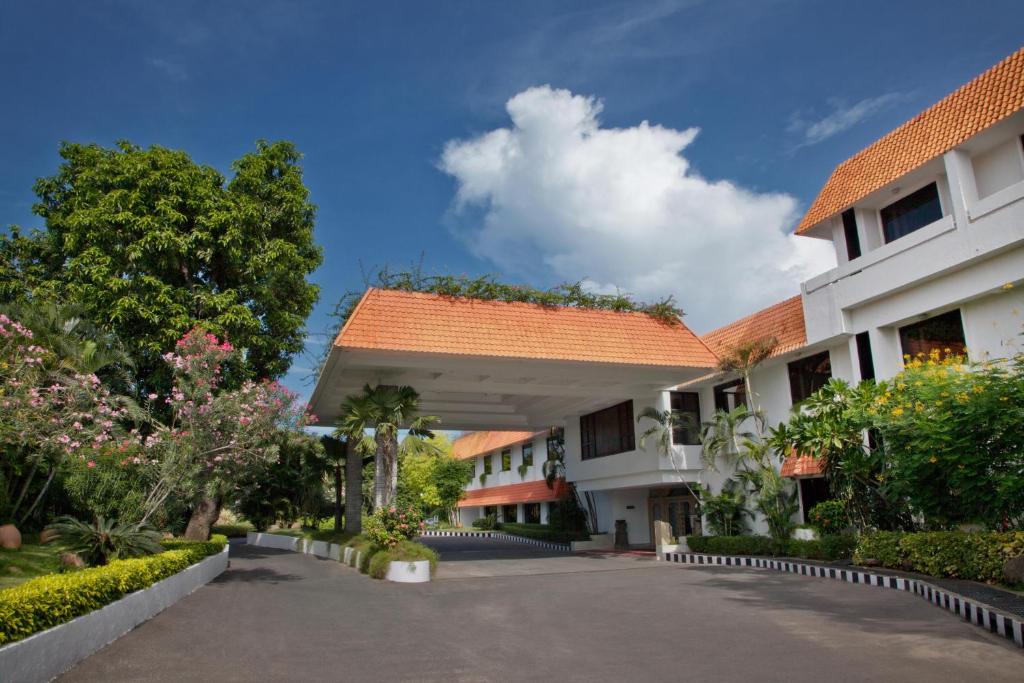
[855,332,875,381]
[713,379,746,412]
[502,504,518,523]
[799,478,831,523]
[579,400,635,460]
[501,449,511,471]
[522,442,533,467]
[484,455,492,475]
[788,350,832,404]
[880,183,942,243]
[524,503,541,524]
[669,391,701,445]
[898,309,966,362]
[842,209,862,260]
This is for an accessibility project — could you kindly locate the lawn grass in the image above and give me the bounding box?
[0,543,62,590]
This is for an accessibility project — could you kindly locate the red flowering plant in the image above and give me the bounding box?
[1,314,128,524]
[138,327,315,536]
[363,505,426,549]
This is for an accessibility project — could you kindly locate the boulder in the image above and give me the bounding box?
[1003,556,1024,585]
[39,528,59,545]
[0,524,22,550]
[60,552,85,569]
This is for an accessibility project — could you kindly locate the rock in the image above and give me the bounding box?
[1003,556,1024,585]
[162,532,174,540]
[39,528,59,545]
[60,552,85,569]
[0,524,22,550]
[7,565,22,574]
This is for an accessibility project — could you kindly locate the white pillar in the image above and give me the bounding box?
[943,148,978,229]
[540,502,550,525]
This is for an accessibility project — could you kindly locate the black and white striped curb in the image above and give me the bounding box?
[663,552,1023,648]
[423,529,570,552]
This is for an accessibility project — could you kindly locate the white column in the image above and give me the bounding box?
[943,148,978,229]
[540,502,550,525]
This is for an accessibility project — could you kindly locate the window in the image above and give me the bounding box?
[669,391,701,445]
[523,503,541,524]
[788,351,832,404]
[842,209,862,260]
[713,379,746,412]
[522,442,533,467]
[580,400,635,460]
[899,309,966,361]
[484,505,497,518]
[855,332,875,381]
[501,504,518,524]
[500,448,512,471]
[483,454,492,476]
[880,182,942,243]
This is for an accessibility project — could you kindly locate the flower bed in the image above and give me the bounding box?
[0,535,227,645]
[686,534,857,561]
[855,531,1024,582]
[342,535,437,580]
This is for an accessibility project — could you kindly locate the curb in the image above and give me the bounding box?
[0,546,230,683]
[248,532,429,582]
[663,551,1024,648]
[423,530,571,552]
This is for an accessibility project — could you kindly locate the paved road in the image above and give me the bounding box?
[60,539,1021,682]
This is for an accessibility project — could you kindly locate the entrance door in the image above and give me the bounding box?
[649,494,701,543]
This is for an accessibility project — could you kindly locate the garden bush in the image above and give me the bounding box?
[363,505,425,548]
[0,535,226,645]
[472,513,500,530]
[499,523,588,544]
[807,500,849,536]
[685,534,856,561]
[854,531,1024,582]
[211,523,254,538]
[366,540,438,579]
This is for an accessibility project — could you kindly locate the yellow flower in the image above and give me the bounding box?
[891,407,904,417]
[1002,282,1015,290]
[929,456,938,464]
[915,402,925,412]
[1000,396,1010,402]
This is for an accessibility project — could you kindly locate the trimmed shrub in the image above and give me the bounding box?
[499,523,589,544]
[685,535,855,561]
[0,535,226,645]
[367,540,438,579]
[855,531,1024,582]
[212,523,253,538]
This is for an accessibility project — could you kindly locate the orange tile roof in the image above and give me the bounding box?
[700,295,806,361]
[780,453,824,478]
[336,288,719,368]
[797,47,1024,234]
[452,430,545,461]
[457,479,568,507]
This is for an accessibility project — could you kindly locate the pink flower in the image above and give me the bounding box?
[87,460,96,468]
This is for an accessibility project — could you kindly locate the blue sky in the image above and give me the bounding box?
[2,1,1022,400]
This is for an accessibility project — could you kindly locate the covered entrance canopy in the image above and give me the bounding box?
[308,288,719,430]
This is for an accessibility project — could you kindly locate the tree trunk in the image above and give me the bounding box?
[344,439,362,535]
[184,497,221,541]
[373,431,388,510]
[333,462,343,532]
[387,433,399,507]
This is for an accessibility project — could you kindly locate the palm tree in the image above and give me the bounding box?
[636,406,703,500]
[700,405,764,471]
[716,335,777,414]
[336,384,436,511]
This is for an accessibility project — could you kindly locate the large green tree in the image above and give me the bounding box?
[0,140,322,395]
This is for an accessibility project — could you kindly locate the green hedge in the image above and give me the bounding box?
[500,523,589,544]
[685,535,856,561]
[211,523,253,538]
[854,531,1024,582]
[367,540,438,579]
[0,535,227,645]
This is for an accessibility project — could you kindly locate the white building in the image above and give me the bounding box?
[451,430,565,527]
[310,48,1024,548]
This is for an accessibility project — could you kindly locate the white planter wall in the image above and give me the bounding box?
[385,560,431,583]
[0,546,229,683]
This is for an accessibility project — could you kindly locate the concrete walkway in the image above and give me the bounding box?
[60,542,1021,682]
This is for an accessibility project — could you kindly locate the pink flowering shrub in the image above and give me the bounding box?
[1,314,127,523]
[363,505,426,549]
[138,327,315,523]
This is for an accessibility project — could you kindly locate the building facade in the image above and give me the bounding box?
[310,48,1024,549]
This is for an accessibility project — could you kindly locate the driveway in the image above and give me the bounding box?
[420,534,653,578]
[59,542,1021,682]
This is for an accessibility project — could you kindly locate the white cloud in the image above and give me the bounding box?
[439,86,834,331]
[791,93,904,145]
[147,57,189,82]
